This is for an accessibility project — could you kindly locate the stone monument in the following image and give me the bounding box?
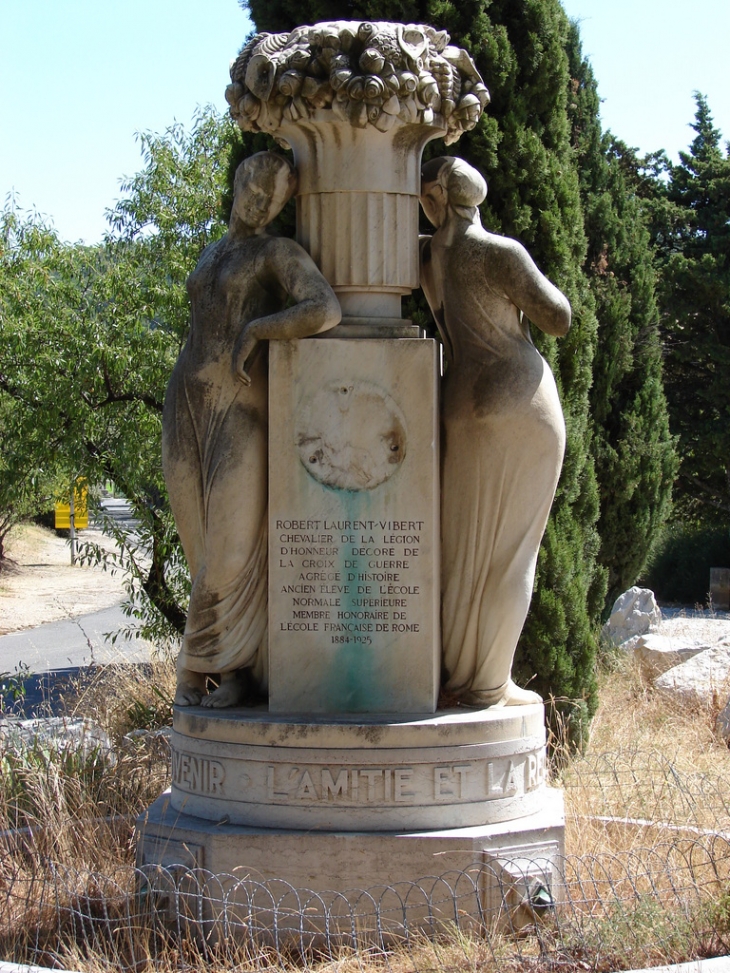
[138,20,566,932]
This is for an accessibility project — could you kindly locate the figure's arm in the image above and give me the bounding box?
[493,238,571,337]
[232,239,341,385]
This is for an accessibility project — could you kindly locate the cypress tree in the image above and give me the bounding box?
[236,0,610,741]
[564,26,677,613]
[655,95,730,525]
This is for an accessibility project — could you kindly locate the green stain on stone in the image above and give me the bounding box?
[324,484,384,713]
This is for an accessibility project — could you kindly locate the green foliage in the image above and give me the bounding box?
[0,108,236,639]
[0,215,72,564]
[644,523,730,605]
[564,28,676,614]
[0,662,31,715]
[654,94,730,526]
[556,894,730,971]
[125,684,174,734]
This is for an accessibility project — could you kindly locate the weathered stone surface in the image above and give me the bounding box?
[226,22,489,144]
[141,23,567,921]
[620,632,711,676]
[170,703,548,831]
[419,156,569,706]
[138,785,565,933]
[162,151,340,709]
[601,587,661,646]
[268,336,439,714]
[226,24,488,325]
[654,640,730,704]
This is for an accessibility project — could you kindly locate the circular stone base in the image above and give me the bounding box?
[171,704,548,832]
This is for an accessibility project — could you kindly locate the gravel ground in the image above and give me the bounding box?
[0,523,126,635]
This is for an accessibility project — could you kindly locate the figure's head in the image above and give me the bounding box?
[232,152,297,229]
[420,156,487,227]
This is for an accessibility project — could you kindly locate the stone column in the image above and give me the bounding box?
[284,115,430,321]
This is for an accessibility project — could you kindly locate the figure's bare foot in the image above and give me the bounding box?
[492,679,542,708]
[458,680,542,709]
[174,668,207,706]
[201,671,246,709]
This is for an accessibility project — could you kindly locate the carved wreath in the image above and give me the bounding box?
[226,21,490,144]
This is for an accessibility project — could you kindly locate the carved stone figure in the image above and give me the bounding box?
[295,381,406,491]
[163,151,340,708]
[225,22,490,324]
[419,157,571,707]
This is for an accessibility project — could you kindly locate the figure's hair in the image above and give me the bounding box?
[421,156,487,213]
[234,151,297,198]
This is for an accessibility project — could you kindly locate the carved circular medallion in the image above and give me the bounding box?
[295,380,406,491]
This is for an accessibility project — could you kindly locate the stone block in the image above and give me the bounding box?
[654,641,730,704]
[620,632,711,676]
[268,337,439,714]
[601,587,661,646]
[137,786,565,943]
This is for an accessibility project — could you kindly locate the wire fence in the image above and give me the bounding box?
[2,842,729,972]
[1,750,729,972]
[563,749,730,835]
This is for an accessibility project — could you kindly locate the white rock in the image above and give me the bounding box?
[654,642,730,706]
[620,632,712,675]
[602,587,662,646]
[0,716,114,763]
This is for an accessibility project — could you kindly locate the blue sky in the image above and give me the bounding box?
[2,0,729,245]
[561,0,730,163]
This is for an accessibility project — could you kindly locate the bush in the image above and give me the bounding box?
[643,524,730,604]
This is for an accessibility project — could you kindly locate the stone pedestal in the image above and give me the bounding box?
[168,703,548,829]
[138,788,564,940]
[138,705,564,940]
[268,337,439,714]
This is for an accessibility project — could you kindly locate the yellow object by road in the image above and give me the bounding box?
[54,482,88,529]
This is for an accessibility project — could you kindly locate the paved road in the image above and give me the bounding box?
[0,604,152,675]
[0,497,155,715]
[0,605,154,716]
[95,495,141,535]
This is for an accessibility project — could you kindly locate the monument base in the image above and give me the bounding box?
[167,703,550,830]
[136,787,564,941]
[137,704,564,941]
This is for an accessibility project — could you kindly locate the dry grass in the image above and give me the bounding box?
[64,651,178,742]
[2,638,730,971]
[586,657,728,770]
[560,649,730,863]
[0,656,175,896]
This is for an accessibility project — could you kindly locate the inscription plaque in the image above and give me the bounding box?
[268,338,440,713]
